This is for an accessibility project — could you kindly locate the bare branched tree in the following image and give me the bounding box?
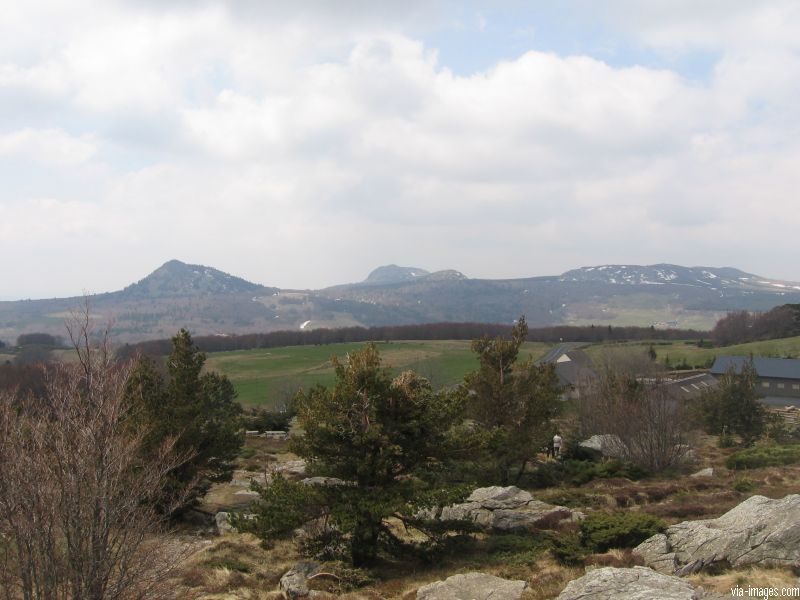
[577,368,691,471]
[0,303,193,600]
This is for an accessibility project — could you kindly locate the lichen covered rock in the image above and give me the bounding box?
[635,494,800,575]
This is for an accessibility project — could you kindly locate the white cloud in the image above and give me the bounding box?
[0,128,97,166]
[1,1,800,297]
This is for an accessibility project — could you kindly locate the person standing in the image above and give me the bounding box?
[553,432,563,457]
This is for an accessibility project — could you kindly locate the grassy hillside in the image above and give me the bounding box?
[204,340,551,407]
[585,336,800,369]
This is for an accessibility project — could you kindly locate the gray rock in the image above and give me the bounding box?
[580,434,627,458]
[436,486,581,532]
[280,562,320,598]
[417,572,527,600]
[300,476,346,487]
[556,566,708,600]
[690,467,714,478]
[635,494,800,574]
[276,459,307,477]
[465,485,533,509]
[492,501,575,532]
[214,511,234,535]
[230,470,267,487]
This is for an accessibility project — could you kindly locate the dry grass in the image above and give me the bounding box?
[520,556,583,600]
[174,535,301,599]
[688,566,800,597]
[583,548,644,569]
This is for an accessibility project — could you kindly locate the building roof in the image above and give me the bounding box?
[660,372,718,400]
[537,342,587,365]
[537,344,596,387]
[710,355,800,380]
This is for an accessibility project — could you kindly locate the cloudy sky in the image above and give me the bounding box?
[2,1,800,299]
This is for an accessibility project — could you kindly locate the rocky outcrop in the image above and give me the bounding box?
[215,511,234,535]
[279,562,320,598]
[417,572,527,600]
[435,486,582,533]
[300,476,346,487]
[230,469,268,487]
[635,494,800,575]
[556,566,715,600]
[690,467,714,478]
[579,435,627,459]
[276,459,307,478]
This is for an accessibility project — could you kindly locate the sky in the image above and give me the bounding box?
[2,0,800,299]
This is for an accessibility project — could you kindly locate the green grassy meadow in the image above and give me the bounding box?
[204,340,551,407]
[584,336,800,369]
[655,336,800,367]
[203,334,800,407]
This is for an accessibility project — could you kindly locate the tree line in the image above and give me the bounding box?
[117,321,705,358]
[711,304,800,346]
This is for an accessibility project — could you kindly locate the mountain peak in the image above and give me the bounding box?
[121,260,267,298]
[363,265,430,285]
[558,263,789,291]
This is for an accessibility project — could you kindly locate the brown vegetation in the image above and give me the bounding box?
[0,308,193,600]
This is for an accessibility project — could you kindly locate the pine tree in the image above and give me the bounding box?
[696,360,766,445]
[464,316,562,484]
[126,329,243,511]
[243,344,469,566]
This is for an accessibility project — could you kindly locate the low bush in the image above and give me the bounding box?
[486,533,547,566]
[579,512,665,553]
[725,445,800,470]
[528,459,647,489]
[232,474,323,546]
[239,446,257,459]
[732,477,756,493]
[545,531,587,566]
[240,407,294,432]
[539,490,608,509]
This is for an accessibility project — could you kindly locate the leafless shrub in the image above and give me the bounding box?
[0,305,193,600]
[577,368,692,471]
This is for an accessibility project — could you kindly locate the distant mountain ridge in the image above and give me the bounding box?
[560,264,800,293]
[357,264,467,286]
[362,265,430,285]
[120,260,270,298]
[2,260,800,344]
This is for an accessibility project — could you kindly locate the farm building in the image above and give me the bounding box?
[710,355,800,407]
[661,372,718,400]
[537,343,596,400]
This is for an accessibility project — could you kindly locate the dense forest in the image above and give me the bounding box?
[712,304,800,345]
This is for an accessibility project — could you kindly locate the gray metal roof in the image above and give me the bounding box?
[537,345,595,387]
[536,342,588,366]
[710,355,800,380]
[661,373,718,399]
